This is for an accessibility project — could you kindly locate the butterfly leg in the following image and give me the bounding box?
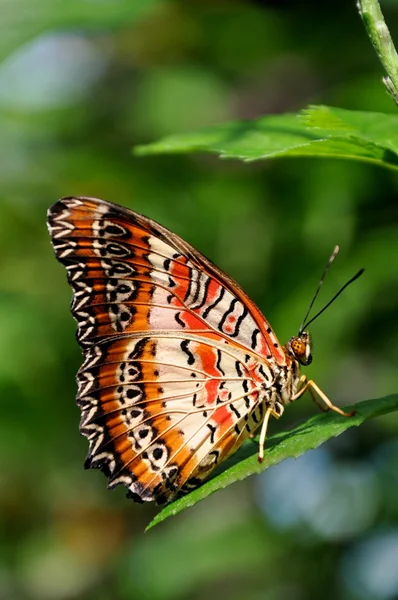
[292,377,355,417]
[292,375,327,410]
[308,386,329,413]
[258,405,283,463]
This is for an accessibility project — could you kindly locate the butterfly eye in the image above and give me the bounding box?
[291,338,306,357]
[289,334,312,366]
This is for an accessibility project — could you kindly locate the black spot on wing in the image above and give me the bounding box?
[235,361,243,377]
[207,423,217,444]
[127,337,150,360]
[252,410,259,424]
[251,328,259,349]
[216,349,225,376]
[183,267,193,301]
[180,340,195,365]
[230,404,241,419]
[192,275,211,311]
[230,303,249,338]
[218,298,238,333]
[202,287,225,319]
[258,364,270,381]
[175,311,186,328]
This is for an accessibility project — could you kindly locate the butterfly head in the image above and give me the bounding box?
[287,331,312,366]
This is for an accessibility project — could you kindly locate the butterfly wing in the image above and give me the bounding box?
[47,196,283,503]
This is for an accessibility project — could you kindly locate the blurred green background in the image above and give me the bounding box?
[1,1,398,599]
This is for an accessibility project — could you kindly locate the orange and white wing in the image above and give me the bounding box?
[47,197,281,503]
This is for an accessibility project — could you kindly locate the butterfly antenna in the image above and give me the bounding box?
[298,245,340,334]
[300,267,365,333]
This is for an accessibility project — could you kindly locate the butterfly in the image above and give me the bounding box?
[47,197,359,504]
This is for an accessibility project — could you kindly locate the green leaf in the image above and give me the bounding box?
[147,394,398,530]
[0,0,163,63]
[135,105,398,170]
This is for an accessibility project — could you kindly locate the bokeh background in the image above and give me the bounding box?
[1,1,398,599]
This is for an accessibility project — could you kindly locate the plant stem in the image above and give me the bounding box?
[357,0,398,105]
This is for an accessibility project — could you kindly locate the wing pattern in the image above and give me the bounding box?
[47,197,282,503]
